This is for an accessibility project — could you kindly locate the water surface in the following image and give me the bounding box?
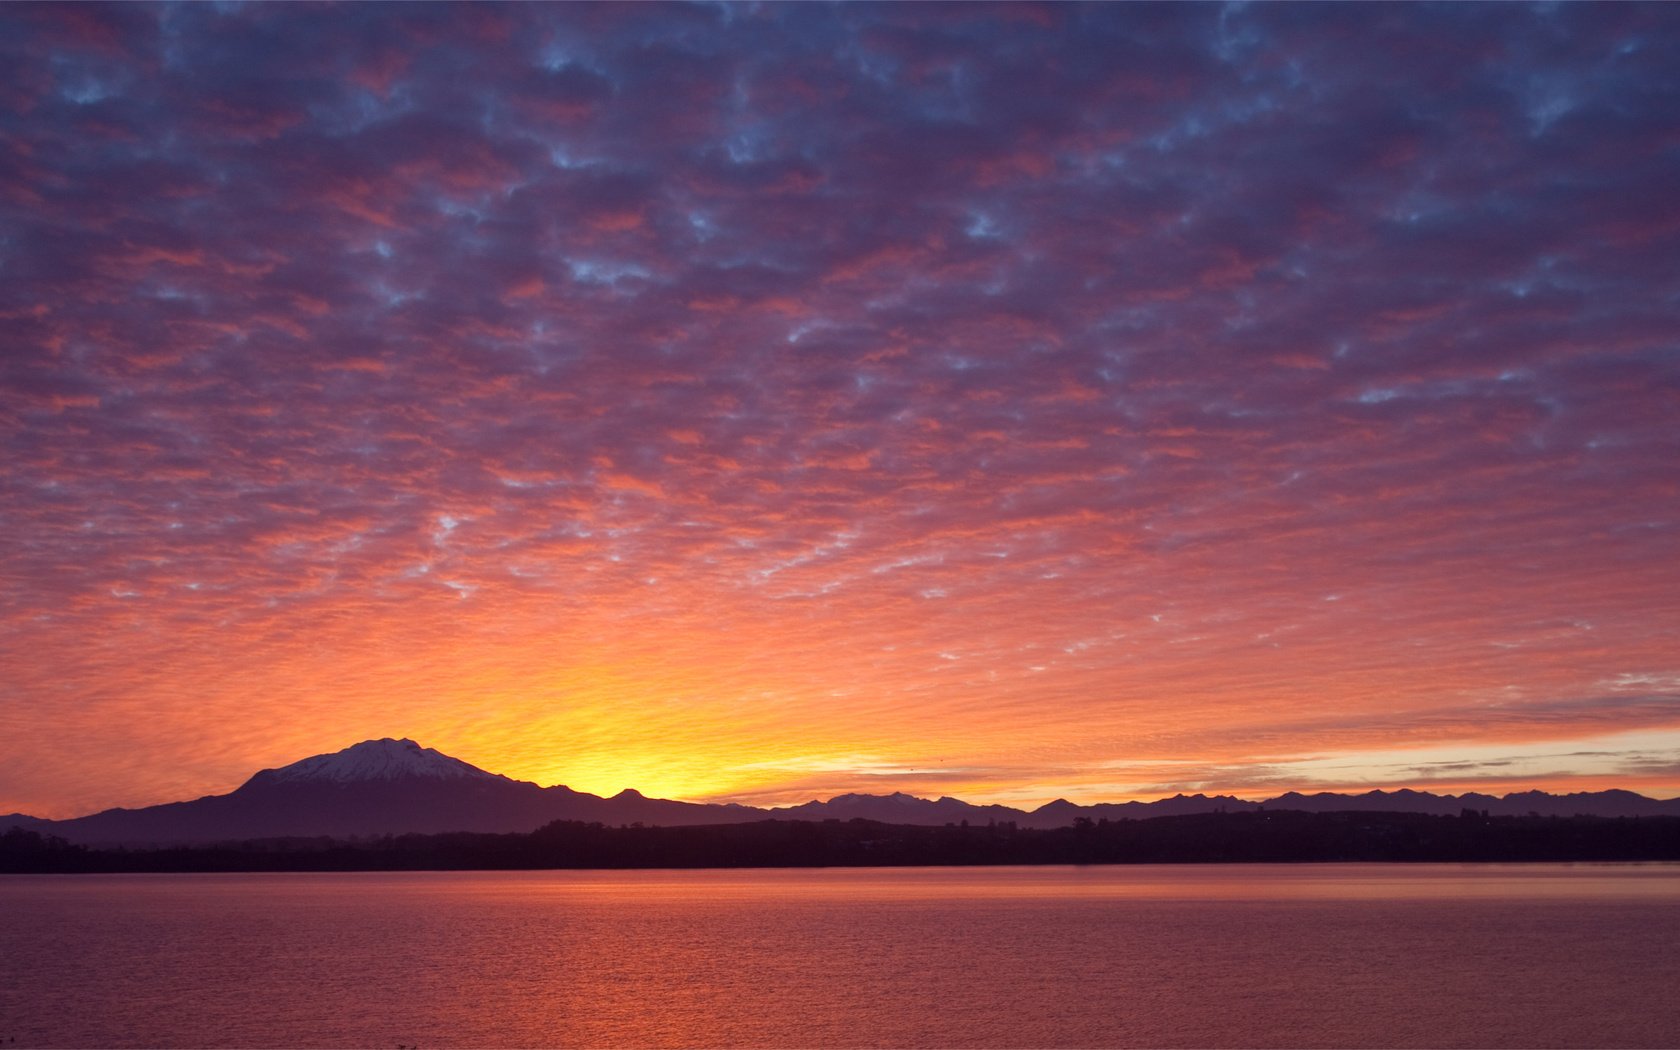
[3,864,1677,1047]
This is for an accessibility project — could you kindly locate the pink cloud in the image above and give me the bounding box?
[1,2,1677,816]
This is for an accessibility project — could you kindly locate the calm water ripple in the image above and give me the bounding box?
[2,864,1678,1048]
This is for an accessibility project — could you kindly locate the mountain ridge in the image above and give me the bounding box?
[6,738,1679,845]
[244,737,509,786]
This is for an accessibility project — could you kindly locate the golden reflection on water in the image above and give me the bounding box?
[356,861,1680,903]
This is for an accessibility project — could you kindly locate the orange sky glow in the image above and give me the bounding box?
[3,4,1678,819]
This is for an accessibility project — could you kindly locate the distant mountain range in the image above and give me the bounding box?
[5,738,1679,846]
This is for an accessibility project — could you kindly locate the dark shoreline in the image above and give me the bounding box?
[7,809,1680,874]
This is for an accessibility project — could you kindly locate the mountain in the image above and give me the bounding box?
[0,813,54,836]
[245,738,507,785]
[1490,788,1680,818]
[11,738,764,846]
[1256,788,1680,819]
[777,792,1027,826]
[1022,793,1260,828]
[772,788,1680,828]
[5,738,1678,845]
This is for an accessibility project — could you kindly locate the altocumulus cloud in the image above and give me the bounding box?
[1,3,1678,815]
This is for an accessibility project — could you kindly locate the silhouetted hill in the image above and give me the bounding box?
[1025,793,1259,827]
[5,738,1678,846]
[0,813,53,835]
[12,739,765,846]
[1260,788,1680,819]
[778,792,1026,826]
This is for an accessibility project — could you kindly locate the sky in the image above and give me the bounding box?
[3,3,1679,820]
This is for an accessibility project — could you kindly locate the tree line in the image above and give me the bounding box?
[4,809,1679,874]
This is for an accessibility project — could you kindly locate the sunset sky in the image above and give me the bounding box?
[3,3,1679,819]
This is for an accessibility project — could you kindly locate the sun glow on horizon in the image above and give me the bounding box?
[3,3,1678,820]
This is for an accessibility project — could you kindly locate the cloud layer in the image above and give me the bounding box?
[3,3,1678,816]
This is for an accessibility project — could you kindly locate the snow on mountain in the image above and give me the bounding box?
[248,737,507,786]
[842,792,922,806]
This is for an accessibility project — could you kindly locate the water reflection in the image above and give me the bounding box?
[4,865,1678,1048]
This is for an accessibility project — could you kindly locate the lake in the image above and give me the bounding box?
[3,864,1678,1048]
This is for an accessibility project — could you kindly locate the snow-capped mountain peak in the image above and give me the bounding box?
[251,738,505,785]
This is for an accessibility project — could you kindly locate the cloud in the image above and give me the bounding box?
[2,4,1678,816]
